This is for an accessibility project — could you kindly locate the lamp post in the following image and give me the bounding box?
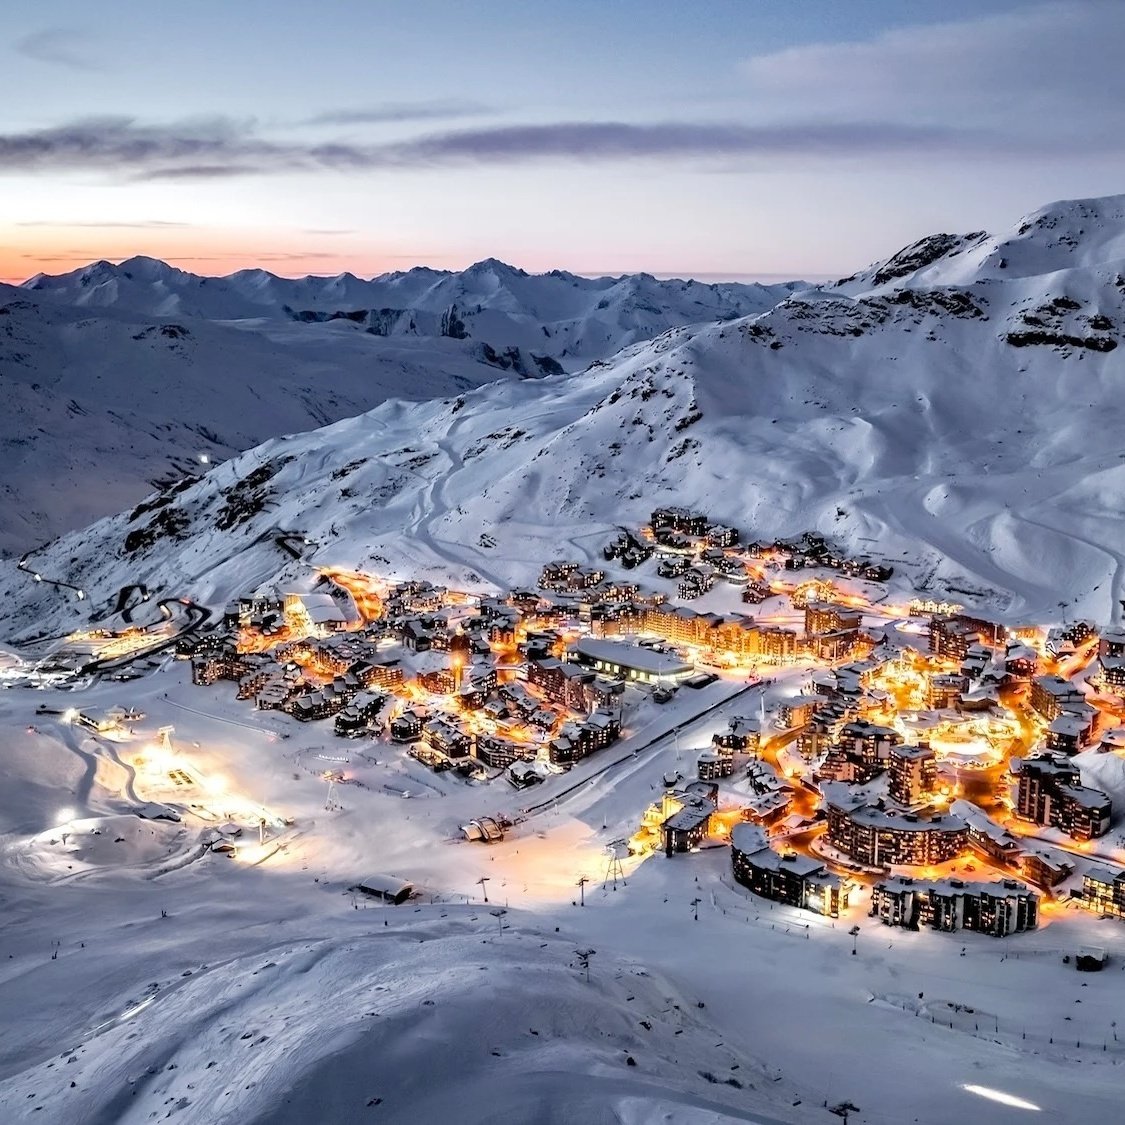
[849,924,861,955]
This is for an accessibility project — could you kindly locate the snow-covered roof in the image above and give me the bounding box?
[570,636,693,677]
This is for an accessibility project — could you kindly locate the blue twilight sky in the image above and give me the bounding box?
[2,0,1123,281]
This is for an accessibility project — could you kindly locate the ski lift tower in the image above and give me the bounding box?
[603,838,629,891]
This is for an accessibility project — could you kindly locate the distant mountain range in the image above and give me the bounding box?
[22,256,805,367]
[0,261,805,553]
[5,194,1125,639]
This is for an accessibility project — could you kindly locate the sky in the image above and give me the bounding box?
[2,0,1124,283]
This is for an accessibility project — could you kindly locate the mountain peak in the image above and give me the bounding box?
[464,257,528,279]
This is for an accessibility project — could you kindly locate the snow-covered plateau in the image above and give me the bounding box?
[4,195,1125,1125]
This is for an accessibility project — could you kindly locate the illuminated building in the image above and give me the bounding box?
[1030,674,1085,721]
[650,507,710,536]
[697,749,734,781]
[1046,620,1095,656]
[661,796,715,855]
[1013,753,1112,839]
[548,709,620,765]
[870,876,1038,936]
[389,710,425,743]
[283,592,349,637]
[1078,867,1125,919]
[528,657,596,709]
[1045,712,1094,753]
[539,560,604,592]
[927,672,968,710]
[474,734,535,769]
[805,601,862,637]
[1018,848,1074,889]
[712,716,761,754]
[423,718,471,759]
[930,613,1005,660]
[823,784,968,866]
[887,742,937,807]
[567,636,693,684]
[731,825,850,918]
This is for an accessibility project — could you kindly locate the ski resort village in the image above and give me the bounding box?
[7,490,1125,1119]
[7,186,1125,1123]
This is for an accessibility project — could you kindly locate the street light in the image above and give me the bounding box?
[849,924,861,955]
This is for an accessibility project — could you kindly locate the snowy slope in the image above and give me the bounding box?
[24,256,805,369]
[3,263,803,554]
[5,193,1125,637]
[0,286,573,556]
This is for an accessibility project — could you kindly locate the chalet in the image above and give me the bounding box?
[662,796,715,855]
[677,570,713,600]
[424,718,471,759]
[334,691,385,737]
[1046,712,1095,754]
[1092,655,1125,694]
[1019,848,1074,889]
[1003,641,1038,679]
[389,709,425,743]
[713,716,762,754]
[651,507,709,536]
[870,876,1038,936]
[288,689,346,722]
[705,524,739,548]
[697,749,734,781]
[1046,620,1095,657]
[741,580,773,605]
[548,709,620,765]
[474,734,535,769]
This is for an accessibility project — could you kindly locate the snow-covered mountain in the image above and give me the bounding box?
[23,256,804,367]
[0,284,552,557]
[6,194,1125,637]
[2,262,803,555]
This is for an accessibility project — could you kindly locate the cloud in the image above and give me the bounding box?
[16,219,193,229]
[14,27,104,71]
[741,1,1125,139]
[300,101,494,126]
[0,110,1111,184]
